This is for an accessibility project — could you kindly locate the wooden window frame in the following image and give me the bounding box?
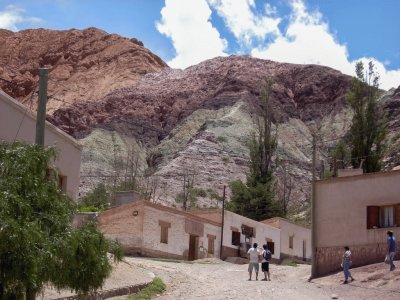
[207,234,215,255]
[267,241,275,255]
[231,231,241,246]
[367,204,400,229]
[159,220,171,244]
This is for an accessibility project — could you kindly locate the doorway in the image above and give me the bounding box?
[188,235,199,261]
[302,240,306,261]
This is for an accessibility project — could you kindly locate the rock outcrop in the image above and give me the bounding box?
[49,56,356,206]
[2,27,399,212]
[0,27,167,112]
[49,56,351,141]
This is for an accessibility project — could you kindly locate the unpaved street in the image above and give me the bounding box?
[124,257,400,300]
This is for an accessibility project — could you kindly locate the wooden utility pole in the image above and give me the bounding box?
[35,68,48,146]
[310,134,317,280]
[219,185,226,259]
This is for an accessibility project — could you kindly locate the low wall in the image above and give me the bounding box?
[221,246,239,259]
[73,212,98,228]
[316,241,400,276]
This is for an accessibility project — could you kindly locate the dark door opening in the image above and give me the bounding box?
[188,235,198,261]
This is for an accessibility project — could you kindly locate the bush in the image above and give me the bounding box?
[128,277,166,300]
[216,136,227,143]
[0,142,122,298]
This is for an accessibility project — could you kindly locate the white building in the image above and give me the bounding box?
[0,90,82,199]
[262,217,311,261]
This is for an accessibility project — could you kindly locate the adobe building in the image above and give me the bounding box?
[261,217,311,261]
[98,202,282,261]
[0,90,82,199]
[98,200,222,260]
[190,209,281,260]
[314,169,400,276]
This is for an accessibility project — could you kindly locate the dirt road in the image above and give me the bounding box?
[125,257,400,300]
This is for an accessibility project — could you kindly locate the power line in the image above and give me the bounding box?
[13,84,39,143]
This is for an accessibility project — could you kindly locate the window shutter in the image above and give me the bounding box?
[367,206,379,229]
[267,241,275,254]
[232,231,241,246]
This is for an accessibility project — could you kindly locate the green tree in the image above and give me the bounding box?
[330,140,351,173]
[227,80,284,221]
[347,61,387,172]
[0,142,122,299]
[79,183,109,212]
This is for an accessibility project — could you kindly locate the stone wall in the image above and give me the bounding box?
[316,241,400,276]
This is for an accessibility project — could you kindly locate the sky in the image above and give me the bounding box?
[0,0,399,90]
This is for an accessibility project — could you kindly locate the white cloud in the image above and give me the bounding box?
[0,5,41,31]
[157,0,399,89]
[207,0,281,46]
[156,0,227,69]
[251,0,399,90]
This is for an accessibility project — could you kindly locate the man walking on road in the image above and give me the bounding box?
[247,243,261,281]
[387,231,396,271]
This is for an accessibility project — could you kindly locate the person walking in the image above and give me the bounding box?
[247,243,261,281]
[387,230,396,271]
[341,246,354,284]
[261,244,272,281]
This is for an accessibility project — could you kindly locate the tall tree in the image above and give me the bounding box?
[227,80,284,221]
[0,142,122,299]
[347,61,387,172]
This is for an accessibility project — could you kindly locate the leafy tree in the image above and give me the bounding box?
[330,140,351,173]
[79,183,109,211]
[0,142,122,299]
[347,61,387,172]
[227,80,284,221]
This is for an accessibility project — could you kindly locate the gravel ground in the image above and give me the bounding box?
[120,257,400,300]
[40,258,154,299]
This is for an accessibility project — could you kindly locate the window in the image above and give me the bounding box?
[267,241,275,254]
[208,236,215,255]
[289,235,294,249]
[160,226,168,244]
[367,205,400,229]
[232,231,241,246]
[58,174,67,192]
[241,225,255,238]
[159,220,171,244]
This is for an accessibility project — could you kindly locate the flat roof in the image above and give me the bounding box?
[261,217,310,230]
[101,200,222,227]
[0,90,82,150]
[316,168,400,185]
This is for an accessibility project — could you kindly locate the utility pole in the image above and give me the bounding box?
[310,134,317,280]
[219,185,226,260]
[35,68,48,146]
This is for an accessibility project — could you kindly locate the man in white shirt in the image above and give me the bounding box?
[247,242,261,280]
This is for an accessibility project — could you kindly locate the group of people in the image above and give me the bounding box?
[246,230,397,284]
[247,243,272,281]
[341,230,397,284]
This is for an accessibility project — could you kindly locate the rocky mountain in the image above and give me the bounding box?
[0,27,167,112]
[49,55,358,209]
[2,28,399,214]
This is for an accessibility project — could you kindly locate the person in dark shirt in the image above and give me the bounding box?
[387,231,396,271]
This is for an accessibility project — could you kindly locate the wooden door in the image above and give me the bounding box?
[188,235,197,261]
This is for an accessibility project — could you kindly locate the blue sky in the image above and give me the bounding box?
[0,0,399,89]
